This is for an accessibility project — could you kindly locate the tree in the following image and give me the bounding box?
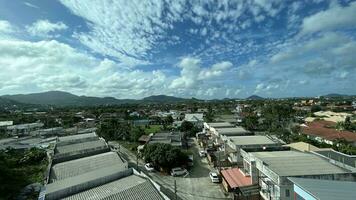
[311,105,322,113]
[142,143,188,171]
[165,115,174,125]
[180,121,199,137]
[243,114,258,131]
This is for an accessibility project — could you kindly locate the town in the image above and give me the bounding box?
[1,92,356,200]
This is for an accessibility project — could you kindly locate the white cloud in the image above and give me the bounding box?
[300,2,356,35]
[170,57,232,89]
[26,20,68,37]
[0,20,15,34]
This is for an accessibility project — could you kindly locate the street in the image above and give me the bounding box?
[109,140,230,200]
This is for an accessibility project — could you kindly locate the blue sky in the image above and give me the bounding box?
[0,0,355,99]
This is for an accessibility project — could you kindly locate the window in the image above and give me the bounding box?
[285,189,290,197]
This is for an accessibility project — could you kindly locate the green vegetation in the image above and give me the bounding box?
[0,148,48,200]
[142,143,188,171]
[144,125,163,134]
[180,121,200,137]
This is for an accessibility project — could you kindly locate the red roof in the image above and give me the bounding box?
[221,168,252,188]
[301,121,356,142]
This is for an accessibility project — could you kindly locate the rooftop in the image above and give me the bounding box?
[221,168,252,188]
[251,151,349,176]
[184,113,204,122]
[62,174,163,200]
[58,132,98,143]
[55,139,107,155]
[301,120,356,142]
[289,177,356,200]
[228,135,283,146]
[216,127,250,136]
[207,122,234,128]
[51,152,126,182]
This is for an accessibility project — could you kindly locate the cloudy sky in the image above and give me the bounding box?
[0,0,355,99]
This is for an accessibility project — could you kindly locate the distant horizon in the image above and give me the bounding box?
[0,1,355,99]
[1,90,355,101]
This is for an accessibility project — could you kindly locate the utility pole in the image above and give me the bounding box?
[174,179,177,200]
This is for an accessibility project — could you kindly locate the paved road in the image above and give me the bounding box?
[109,140,230,200]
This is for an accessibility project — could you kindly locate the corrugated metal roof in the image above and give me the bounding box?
[221,168,252,188]
[252,151,349,176]
[207,122,234,128]
[51,152,125,181]
[63,175,163,200]
[289,177,356,200]
[55,140,107,155]
[58,132,97,143]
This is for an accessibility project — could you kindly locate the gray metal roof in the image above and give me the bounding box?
[288,177,356,200]
[228,135,282,146]
[51,152,126,181]
[55,140,107,155]
[62,175,163,200]
[207,122,234,128]
[46,165,129,195]
[314,149,356,168]
[252,151,350,176]
[216,127,250,136]
[58,132,97,143]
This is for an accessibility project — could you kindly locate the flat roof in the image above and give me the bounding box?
[289,177,356,200]
[51,152,125,181]
[228,135,282,146]
[252,151,349,176]
[62,175,163,200]
[207,122,234,128]
[216,127,250,135]
[0,121,13,126]
[55,139,107,155]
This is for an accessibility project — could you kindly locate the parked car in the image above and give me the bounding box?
[199,150,207,157]
[171,167,188,176]
[209,172,221,183]
[145,163,155,172]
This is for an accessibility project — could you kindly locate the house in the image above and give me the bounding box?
[184,113,204,127]
[248,151,354,200]
[224,135,284,165]
[220,168,260,200]
[0,121,13,134]
[214,127,251,138]
[288,177,356,200]
[147,132,183,147]
[300,120,356,146]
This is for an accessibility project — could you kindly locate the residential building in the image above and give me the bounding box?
[248,151,354,200]
[300,120,356,146]
[184,113,204,127]
[288,177,356,200]
[147,132,183,147]
[225,135,284,165]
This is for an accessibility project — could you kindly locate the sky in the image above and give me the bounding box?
[0,0,355,99]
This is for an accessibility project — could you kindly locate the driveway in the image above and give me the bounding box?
[109,140,230,200]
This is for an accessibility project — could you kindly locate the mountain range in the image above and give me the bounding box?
[0,91,353,107]
[0,91,197,107]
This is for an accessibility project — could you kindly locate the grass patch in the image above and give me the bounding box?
[144,125,162,134]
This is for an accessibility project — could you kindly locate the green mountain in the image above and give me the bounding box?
[246,95,264,100]
[0,91,196,106]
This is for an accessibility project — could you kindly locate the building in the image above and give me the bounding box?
[313,149,356,171]
[204,122,235,131]
[60,174,164,200]
[6,122,44,136]
[49,152,128,182]
[147,132,183,147]
[283,142,321,152]
[248,151,354,200]
[214,127,251,138]
[53,138,110,163]
[0,121,13,134]
[57,132,99,146]
[300,120,356,146]
[225,135,284,165]
[184,113,204,127]
[288,177,356,200]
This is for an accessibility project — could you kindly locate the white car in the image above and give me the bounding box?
[199,150,207,157]
[209,172,220,183]
[171,167,188,176]
[145,163,155,172]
